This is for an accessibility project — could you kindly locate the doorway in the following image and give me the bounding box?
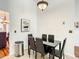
[0,10,9,57]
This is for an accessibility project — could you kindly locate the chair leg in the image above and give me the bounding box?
[42,55,45,59]
[49,54,50,59]
[33,50,34,54]
[41,54,45,59]
[35,52,37,59]
[28,48,30,57]
[63,53,65,59]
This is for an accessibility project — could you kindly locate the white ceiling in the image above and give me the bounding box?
[34,0,73,10]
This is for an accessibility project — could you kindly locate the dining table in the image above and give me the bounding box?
[28,38,61,59]
[43,40,61,59]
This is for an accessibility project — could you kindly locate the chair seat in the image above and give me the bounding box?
[55,49,60,57]
[50,49,60,57]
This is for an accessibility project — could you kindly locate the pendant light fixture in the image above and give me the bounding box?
[37,0,48,11]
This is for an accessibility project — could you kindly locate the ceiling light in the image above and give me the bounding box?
[37,0,48,11]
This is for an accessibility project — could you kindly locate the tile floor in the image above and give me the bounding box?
[1,50,78,59]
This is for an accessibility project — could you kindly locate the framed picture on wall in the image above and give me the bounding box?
[21,18,30,32]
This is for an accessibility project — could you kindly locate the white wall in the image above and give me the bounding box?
[0,0,9,11]
[75,0,79,46]
[37,0,76,57]
[9,0,37,55]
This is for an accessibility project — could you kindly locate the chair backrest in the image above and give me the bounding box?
[42,34,47,41]
[28,34,33,45]
[36,38,45,55]
[0,32,6,49]
[28,34,33,38]
[48,35,54,43]
[60,38,67,57]
[29,37,36,51]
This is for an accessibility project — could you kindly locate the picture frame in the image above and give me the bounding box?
[21,18,30,32]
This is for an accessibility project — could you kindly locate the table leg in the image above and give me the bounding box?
[52,48,55,59]
[59,43,61,52]
[49,53,50,59]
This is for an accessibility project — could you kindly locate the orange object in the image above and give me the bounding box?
[0,48,9,58]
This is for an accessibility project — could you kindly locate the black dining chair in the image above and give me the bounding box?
[28,34,33,45]
[48,35,54,43]
[42,34,49,53]
[42,34,47,41]
[48,35,55,53]
[28,34,35,54]
[35,38,49,59]
[49,38,67,59]
[28,37,36,57]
